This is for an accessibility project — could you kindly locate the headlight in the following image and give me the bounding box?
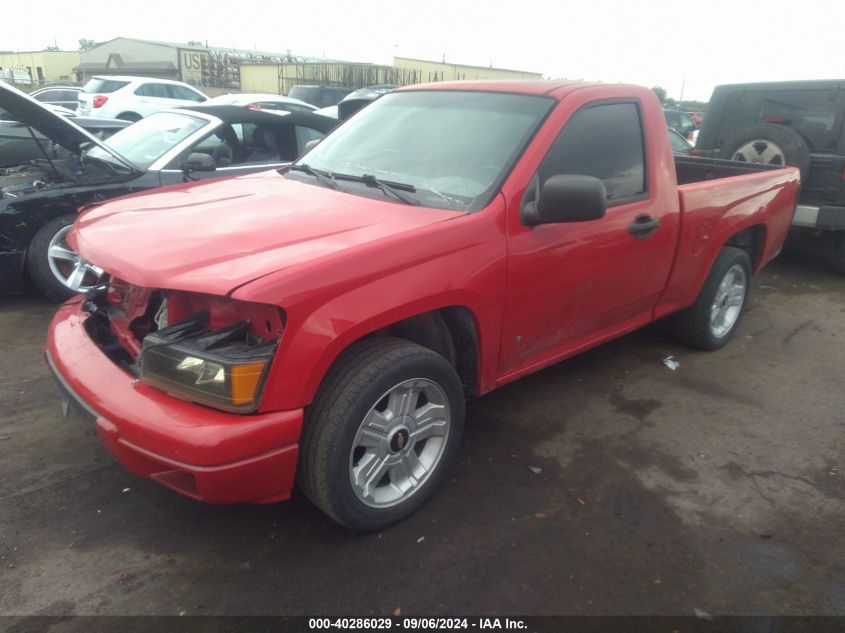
[138,312,277,413]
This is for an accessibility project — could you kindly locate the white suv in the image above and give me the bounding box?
[77,76,207,121]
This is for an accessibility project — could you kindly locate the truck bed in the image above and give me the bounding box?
[655,158,801,319]
[675,155,779,185]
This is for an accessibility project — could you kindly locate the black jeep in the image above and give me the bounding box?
[694,80,845,273]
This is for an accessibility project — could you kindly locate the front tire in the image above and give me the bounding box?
[298,337,465,531]
[669,246,752,350]
[26,214,103,302]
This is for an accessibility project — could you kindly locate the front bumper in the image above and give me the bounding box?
[45,301,304,504]
[791,204,845,231]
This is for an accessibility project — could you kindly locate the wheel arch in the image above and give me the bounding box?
[378,306,481,399]
[691,222,766,303]
[263,301,485,412]
[725,223,767,271]
[655,219,770,320]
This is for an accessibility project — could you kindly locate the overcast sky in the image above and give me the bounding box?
[5,0,843,101]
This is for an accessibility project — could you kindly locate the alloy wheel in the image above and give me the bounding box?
[732,139,786,166]
[47,225,103,293]
[349,378,451,508]
[710,264,747,338]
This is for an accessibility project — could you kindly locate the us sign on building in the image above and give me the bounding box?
[179,48,208,85]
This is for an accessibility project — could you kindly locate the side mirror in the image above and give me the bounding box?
[522,174,607,226]
[181,152,216,173]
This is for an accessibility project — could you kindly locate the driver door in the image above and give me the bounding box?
[499,99,679,378]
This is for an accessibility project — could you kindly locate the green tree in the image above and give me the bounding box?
[43,45,61,52]
[651,86,667,104]
[78,39,99,52]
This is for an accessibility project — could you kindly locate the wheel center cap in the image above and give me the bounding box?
[389,427,410,453]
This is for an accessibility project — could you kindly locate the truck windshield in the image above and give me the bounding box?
[296,91,555,211]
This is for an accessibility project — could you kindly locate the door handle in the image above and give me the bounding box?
[628,215,660,239]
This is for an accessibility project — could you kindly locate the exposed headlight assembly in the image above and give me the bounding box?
[138,311,277,413]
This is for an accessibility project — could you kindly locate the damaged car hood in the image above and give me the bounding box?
[71,171,463,296]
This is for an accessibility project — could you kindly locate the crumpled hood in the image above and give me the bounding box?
[71,171,462,296]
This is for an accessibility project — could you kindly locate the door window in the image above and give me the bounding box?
[83,78,129,93]
[135,83,171,98]
[32,90,59,102]
[169,85,205,102]
[753,88,842,151]
[538,102,647,202]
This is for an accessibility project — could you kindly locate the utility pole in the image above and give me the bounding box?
[679,78,686,104]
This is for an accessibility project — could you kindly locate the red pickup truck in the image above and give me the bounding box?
[46,81,798,531]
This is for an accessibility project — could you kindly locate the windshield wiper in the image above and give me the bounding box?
[361,174,420,205]
[331,173,420,205]
[288,164,338,189]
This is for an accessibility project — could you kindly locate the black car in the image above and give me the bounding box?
[695,80,845,272]
[1,106,130,163]
[0,83,336,300]
[287,85,352,108]
[338,85,396,120]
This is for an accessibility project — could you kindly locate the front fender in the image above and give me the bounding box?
[235,198,508,412]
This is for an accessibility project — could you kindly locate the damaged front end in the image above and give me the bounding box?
[83,277,284,413]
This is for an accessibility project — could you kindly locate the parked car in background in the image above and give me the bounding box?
[0,83,335,300]
[29,86,83,110]
[48,81,798,531]
[205,93,318,114]
[337,85,395,120]
[46,105,131,140]
[687,111,704,126]
[694,80,845,272]
[669,128,694,154]
[664,108,698,142]
[287,85,351,108]
[314,86,396,122]
[314,105,338,119]
[2,105,130,163]
[76,76,207,122]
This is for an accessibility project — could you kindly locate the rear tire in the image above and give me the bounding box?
[116,112,141,122]
[298,337,465,531]
[669,246,752,350]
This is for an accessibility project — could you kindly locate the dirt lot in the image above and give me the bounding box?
[1,249,843,617]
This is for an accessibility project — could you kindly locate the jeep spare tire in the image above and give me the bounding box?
[725,123,810,182]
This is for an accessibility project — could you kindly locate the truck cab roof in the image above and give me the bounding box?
[397,79,623,100]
